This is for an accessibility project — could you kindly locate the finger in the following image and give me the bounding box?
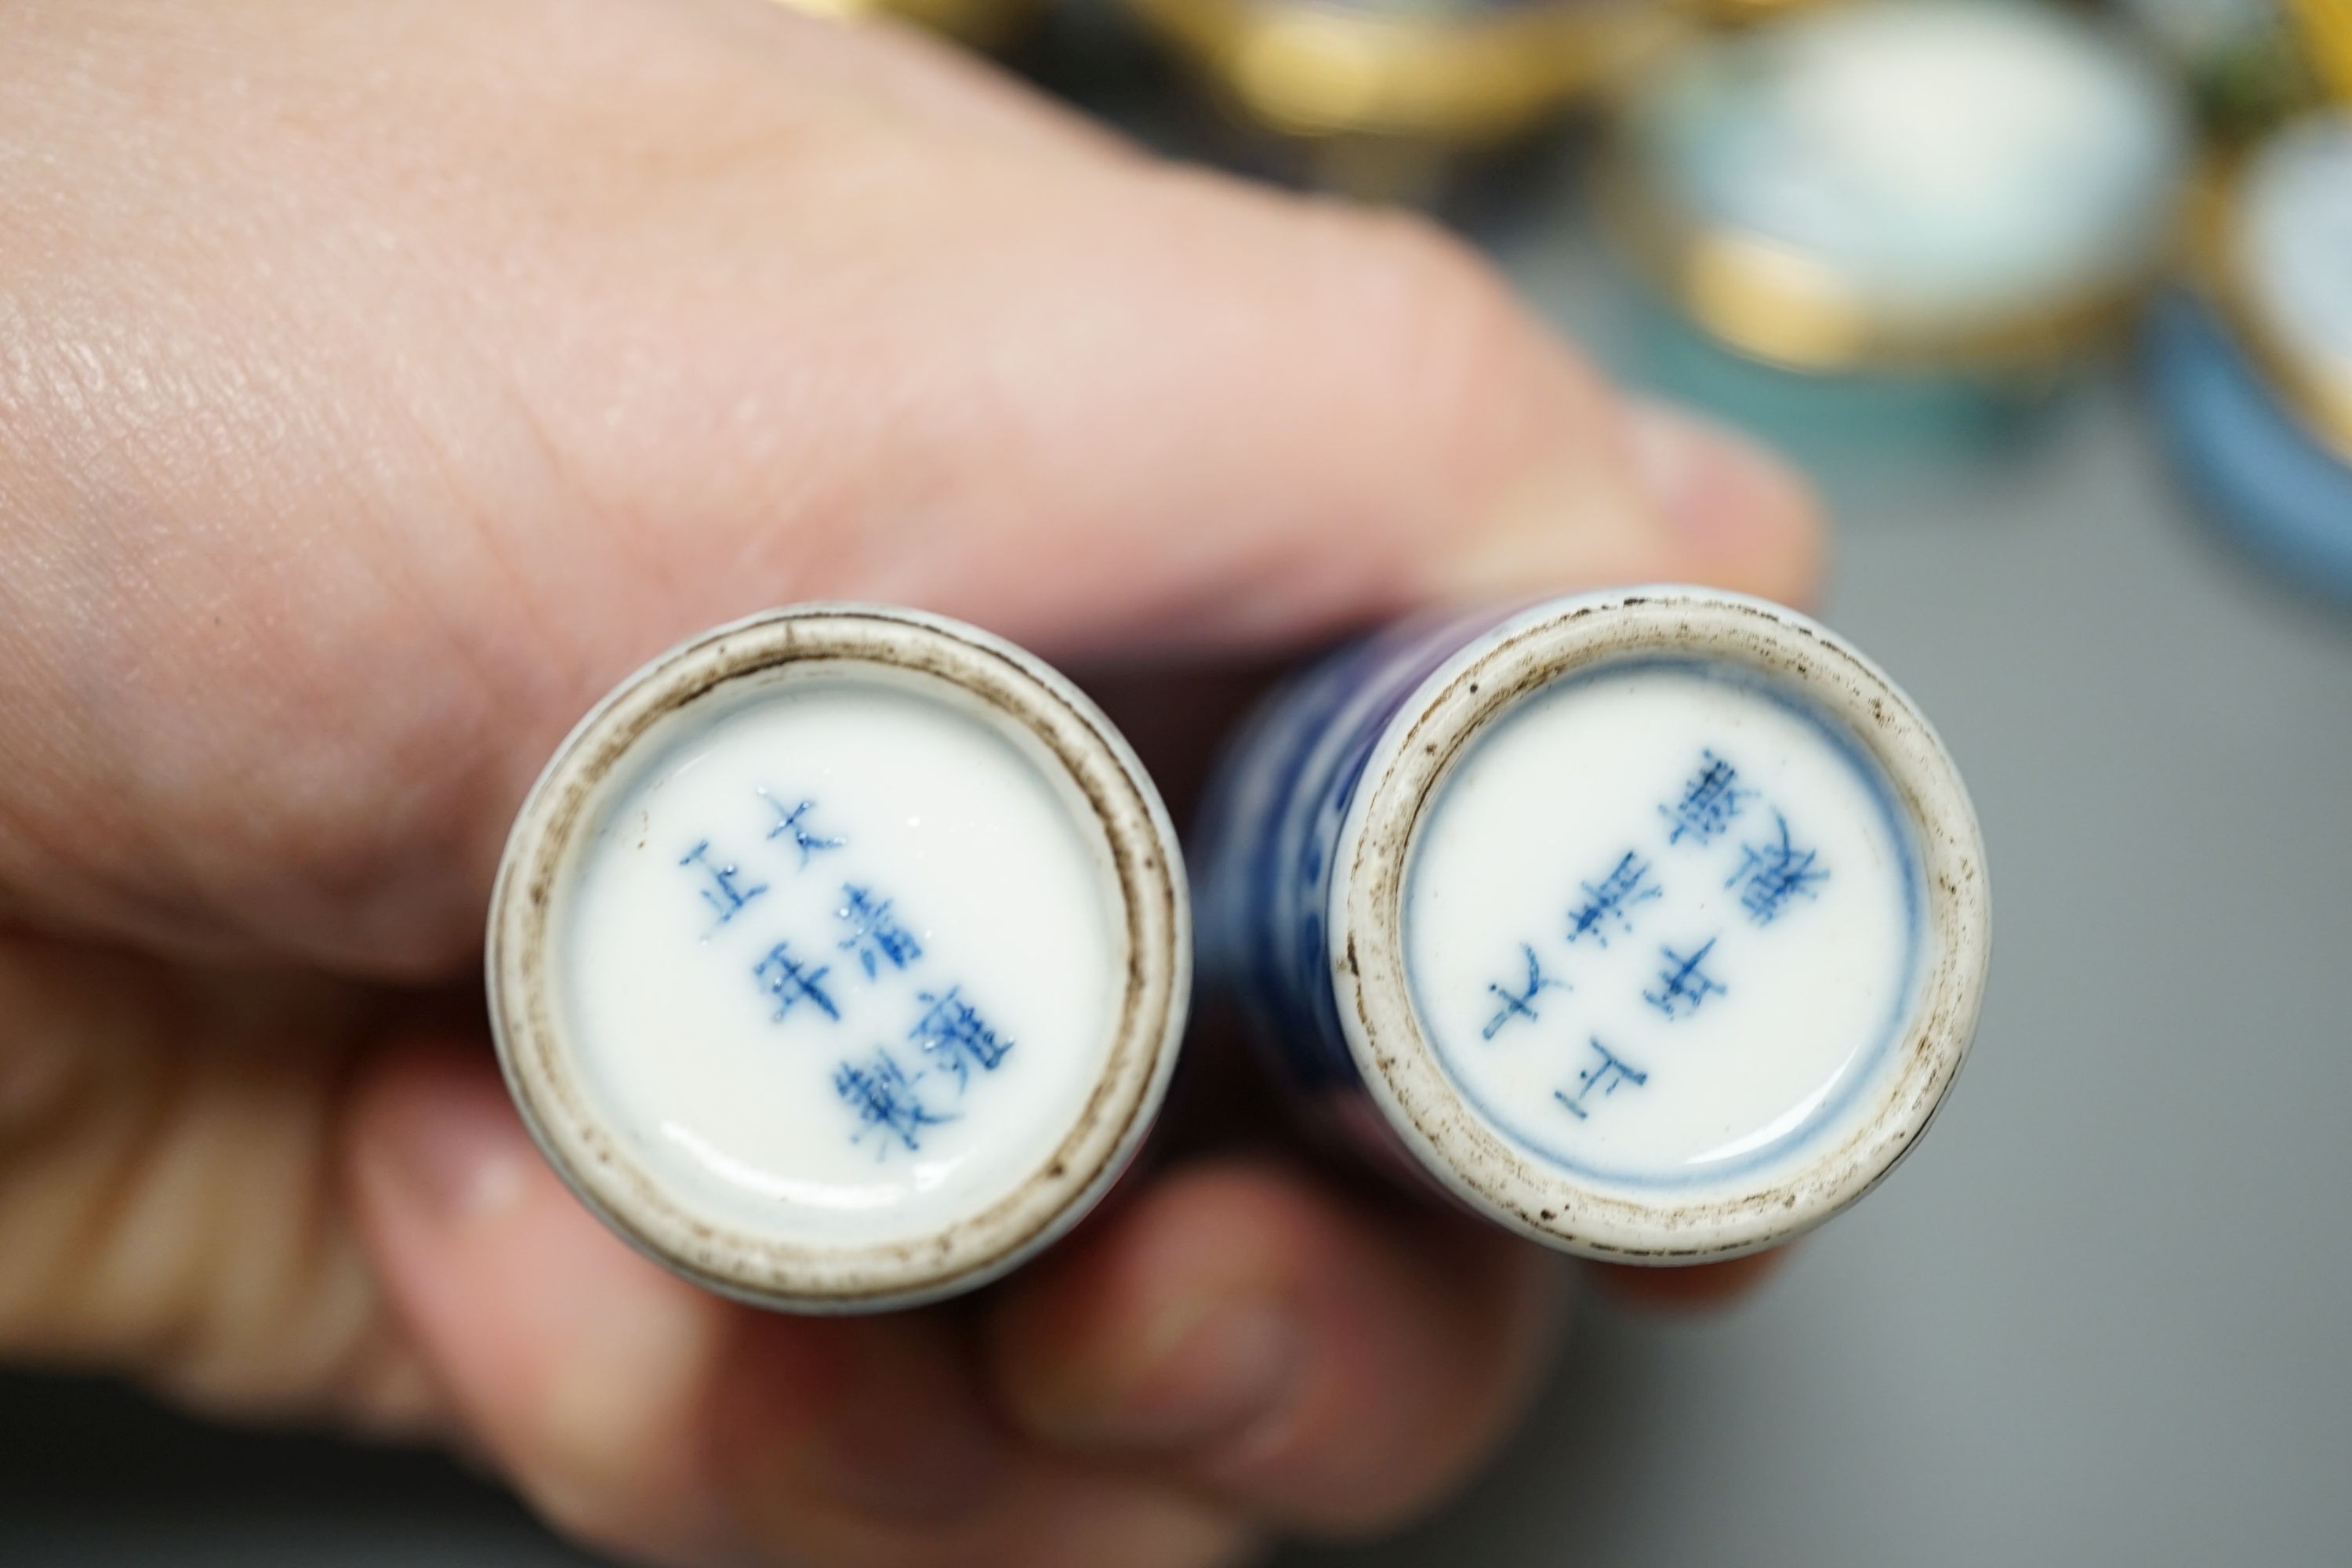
[982,1156,1570,1538]
[1589,1248,1791,1312]
[0,0,1820,979]
[0,931,437,1431]
[346,1036,1257,1568]
[0,941,1253,1568]
[724,177,1827,655]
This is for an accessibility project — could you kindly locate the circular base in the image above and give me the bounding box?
[1333,590,1989,1261]
[488,606,1187,1312]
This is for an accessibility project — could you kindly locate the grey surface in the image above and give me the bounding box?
[6,148,2351,1568]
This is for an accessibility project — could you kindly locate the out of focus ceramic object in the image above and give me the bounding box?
[770,0,1045,50]
[2151,109,2352,600]
[488,606,1188,1313]
[2212,107,2352,452]
[2285,0,2352,101]
[1194,588,1990,1261]
[2118,0,2320,137]
[1120,0,1670,197]
[1600,0,2191,372]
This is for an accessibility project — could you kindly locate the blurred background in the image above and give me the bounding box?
[5,0,2350,1562]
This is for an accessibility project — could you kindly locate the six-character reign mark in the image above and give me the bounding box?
[691,748,1841,1149]
[1472,750,1839,1127]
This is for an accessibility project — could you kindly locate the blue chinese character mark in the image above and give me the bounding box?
[1643,937,1726,1020]
[761,790,845,868]
[1660,750,1751,846]
[1482,943,1568,1040]
[836,885,923,978]
[909,986,1013,1087]
[679,840,768,926]
[834,1048,952,1155]
[1726,812,1828,926]
[752,942,840,1023]
[1554,1037,1649,1121]
[1566,851,1662,948]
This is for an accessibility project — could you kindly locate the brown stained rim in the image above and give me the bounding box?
[1334,589,1991,1263]
[485,605,1189,1314]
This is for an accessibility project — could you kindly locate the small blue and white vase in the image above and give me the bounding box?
[1194,587,1991,1262]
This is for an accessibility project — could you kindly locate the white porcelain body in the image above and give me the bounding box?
[488,605,1189,1313]
[1194,588,1991,1261]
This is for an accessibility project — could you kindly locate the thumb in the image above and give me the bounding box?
[0,0,1820,984]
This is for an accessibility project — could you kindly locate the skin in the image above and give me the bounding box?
[0,2,1822,1564]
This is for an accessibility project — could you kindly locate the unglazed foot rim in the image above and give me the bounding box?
[1334,588,1989,1261]
[487,605,1189,1312]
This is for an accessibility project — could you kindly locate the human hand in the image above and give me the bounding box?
[0,2,1819,1563]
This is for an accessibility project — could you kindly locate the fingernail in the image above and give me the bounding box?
[1439,399,1819,606]
[1064,1297,1304,1451]
[368,1073,533,1226]
[1624,399,1804,552]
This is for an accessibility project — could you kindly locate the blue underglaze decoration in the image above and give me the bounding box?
[909,986,1013,1088]
[679,840,768,927]
[1196,633,1927,1192]
[1405,666,1920,1188]
[753,941,840,1023]
[834,1048,953,1155]
[761,790,846,868]
[646,787,1026,1160]
[1642,937,1726,1020]
[1726,811,1829,925]
[1191,608,1513,1096]
[1465,745,1819,1134]
[1659,750,1751,845]
[1565,851,1663,948]
[1553,1037,1649,1120]
[836,884,923,978]
[1482,942,1568,1040]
